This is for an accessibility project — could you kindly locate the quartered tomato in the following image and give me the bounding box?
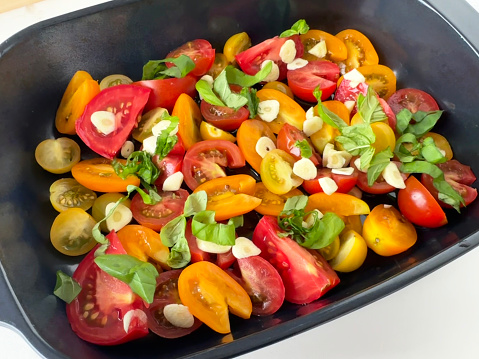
[352,159,407,194]
[35,137,81,174]
[387,88,439,115]
[167,39,215,77]
[200,100,250,131]
[66,231,149,345]
[153,154,183,189]
[253,182,303,216]
[178,261,252,334]
[253,216,340,304]
[277,123,321,165]
[335,29,379,72]
[302,168,358,195]
[75,84,151,159]
[172,93,203,150]
[421,160,477,208]
[287,60,340,102]
[300,29,348,62]
[182,140,245,190]
[260,149,299,195]
[356,64,397,100]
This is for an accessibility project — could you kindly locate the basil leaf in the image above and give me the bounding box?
[126,185,160,205]
[167,234,191,268]
[142,60,168,80]
[191,210,236,246]
[366,148,394,186]
[301,212,345,249]
[225,63,272,87]
[94,254,159,303]
[160,215,187,247]
[317,103,348,129]
[214,70,248,110]
[420,137,447,164]
[92,194,129,244]
[282,195,309,212]
[53,270,82,304]
[359,146,376,170]
[154,117,180,160]
[407,110,443,138]
[295,139,313,158]
[142,55,195,80]
[394,132,420,163]
[279,19,310,38]
[195,79,226,107]
[396,109,412,135]
[112,151,160,186]
[228,215,244,229]
[239,87,260,118]
[357,87,384,124]
[183,191,208,217]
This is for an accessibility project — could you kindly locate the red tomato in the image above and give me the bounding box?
[200,100,250,131]
[166,39,215,77]
[387,88,439,114]
[351,159,408,194]
[131,189,189,231]
[302,168,358,194]
[277,123,321,165]
[334,78,368,103]
[216,250,237,270]
[378,97,397,131]
[236,256,285,316]
[66,231,149,345]
[421,160,477,208]
[153,154,183,189]
[287,60,340,102]
[398,176,448,228]
[146,269,202,338]
[235,35,304,81]
[134,75,197,113]
[75,85,150,159]
[252,216,340,304]
[182,140,245,190]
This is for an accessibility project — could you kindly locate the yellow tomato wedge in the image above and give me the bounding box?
[329,229,368,272]
[224,32,251,64]
[370,122,396,154]
[200,121,236,142]
[172,93,202,150]
[305,192,370,216]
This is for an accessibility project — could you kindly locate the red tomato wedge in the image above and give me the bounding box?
[153,154,183,189]
[200,100,250,131]
[166,39,216,77]
[75,85,151,159]
[387,88,439,114]
[277,123,321,165]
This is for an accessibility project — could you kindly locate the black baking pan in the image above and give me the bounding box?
[1,0,479,358]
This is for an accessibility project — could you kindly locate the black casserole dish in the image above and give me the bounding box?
[1,0,479,358]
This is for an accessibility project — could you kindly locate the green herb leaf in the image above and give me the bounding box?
[195,79,226,107]
[214,70,248,110]
[112,151,160,186]
[357,87,387,124]
[154,116,180,160]
[301,212,345,249]
[395,109,412,135]
[282,195,309,212]
[225,63,272,87]
[239,87,260,118]
[359,146,376,170]
[394,133,420,163]
[228,215,244,229]
[160,215,187,247]
[167,234,191,268]
[294,139,313,158]
[316,103,348,130]
[279,19,310,38]
[183,191,208,217]
[142,55,195,80]
[396,109,443,138]
[191,210,236,246]
[53,270,82,304]
[366,148,394,186]
[127,185,160,205]
[420,136,447,164]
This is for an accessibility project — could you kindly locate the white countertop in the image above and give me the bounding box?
[2,1,479,358]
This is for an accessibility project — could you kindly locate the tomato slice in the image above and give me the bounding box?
[146,269,203,338]
[421,160,477,208]
[387,88,439,114]
[200,100,250,131]
[66,231,149,345]
[153,153,183,189]
[172,93,203,150]
[351,159,408,194]
[49,178,97,212]
[253,182,303,216]
[287,60,340,102]
[302,168,358,195]
[277,123,321,165]
[235,35,304,81]
[253,216,340,304]
[335,29,379,71]
[182,140,245,190]
[166,39,215,77]
[75,84,151,159]
[300,29,347,62]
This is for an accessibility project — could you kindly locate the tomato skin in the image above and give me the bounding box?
[166,39,215,77]
[387,88,439,115]
[252,216,340,304]
[153,154,183,189]
[200,100,250,131]
[302,168,358,195]
[277,123,321,165]
[173,93,203,150]
[75,84,151,159]
[398,176,448,228]
[130,189,189,231]
[253,182,303,216]
[66,231,149,345]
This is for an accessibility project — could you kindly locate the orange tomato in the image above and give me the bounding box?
[253,182,303,216]
[420,132,453,160]
[370,122,396,154]
[55,71,100,135]
[300,29,348,62]
[335,29,379,72]
[357,64,397,100]
[310,100,349,153]
[200,121,236,142]
[207,53,228,78]
[172,93,202,150]
[262,81,294,99]
[305,192,370,216]
[71,158,140,192]
[178,261,252,334]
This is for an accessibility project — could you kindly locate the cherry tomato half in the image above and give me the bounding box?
[167,39,216,77]
[302,168,358,195]
[351,159,407,194]
[35,137,81,174]
[200,100,250,131]
[300,29,348,62]
[172,93,203,150]
[253,182,303,216]
[335,29,379,72]
[277,123,321,165]
[387,88,439,115]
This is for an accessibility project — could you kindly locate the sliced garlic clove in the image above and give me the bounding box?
[354,157,368,172]
[123,309,147,334]
[258,100,280,122]
[163,304,195,328]
[381,162,406,189]
[319,177,338,195]
[261,60,280,82]
[162,171,184,191]
[332,167,355,175]
[196,238,232,254]
[91,110,117,135]
[200,74,214,87]
[291,173,304,188]
[279,39,297,64]
[105,203,133,232]
[287,58,308,70]
[121,140,135,158]
[343,68,366,88]
[343,100,356,113]
[322,143,335,167]
[232,237,261,259]
[303,114,323,137]
[293,158,318,180]
[255,136,276,158]
[142,135,158,155]
[326,152,346,169]
[308,40,328,58]
[303,209,323,228]
[152,120,178,137]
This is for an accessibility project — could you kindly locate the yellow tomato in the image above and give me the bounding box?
[318,236,340,261]
[260,149,299,195]
[200,121,236,142]
[35,137,81,174]
[420,132,453,160]
[370,122,396,154]
[262,81,294,99]
[335,29,379,72]
[310,100,348,153]
[49,178,97,212]
[305,192,370,216]
[300,29,348,62]
[92,192,131,232]
[207,53,229,78]
[223,32,251,64]
[329,229,368,272]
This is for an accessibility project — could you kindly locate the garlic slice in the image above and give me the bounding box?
[105,203,133,232]
[318,177,338,195]
[163,304,195,328]
[279,39,297,64]
[232,237,261,259]
[255,136,276,158]
[293,158,318,180]
[91,111,116,135]
[196,238,232,254]
[258,100,280,122]
[162,171,184,191]
[261,60,280,82]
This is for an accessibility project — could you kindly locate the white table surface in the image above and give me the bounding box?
[2,0,479,358]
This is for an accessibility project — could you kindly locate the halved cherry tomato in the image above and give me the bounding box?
[55,71,100,135]
[235,35,304,81]
[132,107,169,143]
[172,93,202,150]
[329,229,368,271]
[130,189,189,231]
[75,84,151,159]
[237,119,277,173]
[277,123,321,165]
[253,182,303,216]
[398,176,448,228]
[303,168,358,194]
[146,270,203,339]
[72,158,140,192]
[166,39,215,77]
[216,250,237,270]
[363,204,418,256]
[66,231,149,345]
[178,261,252,334]
[182,140,245,190]
[387,88,439,115]
[200,121,236,142]
[351,159,408,194]
[334,78,368,103]
[421,160,477,208]
[305,192,370,216]
[153,154,183,189]
[335,29,379,71]
[260,149,298,195]
[207,53,229,78]
[300,29,347,62]
[35,137,81,174]
[49,178,97,212]
[370,121,396,154]
[224,32,251,64]
[262,81,294,99]
[287,60,340,102]
[253,216,340,304]
[356,64,396,100]
[200,100,250,131]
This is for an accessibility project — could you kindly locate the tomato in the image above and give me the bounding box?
[172,93,202,150]
[99,74,133,90]
[235,256,285,316]
[207,53,229,78]
[370,121,396,154]
[66,231,149,345]
[363,204,418,256]
[317,237,340,261]
[185,219,212,263]
[237,119,277,173]
[200,100,250,131]
[300,29,348,62]
[287,60,340,102]
[130,189,189,231]
[421,160,477,208]
[182,140,245,190]
[117,225,170,268]
[72,158,140,192]
[378,97,397,131]
[305,192,370,216]
[132,107,169,143]
[253,216,340,304]
[224,32,251,64]
[310,101,347,153]
[178,261,252,334]
[92,192,131,232]
[75,85,151,159]
[387,88,439,115]
[335,29,379,72]
[55,71,101,135]
[356,64,397,100]
[166,39,215,77]
[153,154,183,189]
[262,81,294,99]
[398,176,448,228]
[253,182,303,216]
[216,250,237,270]
[302,168,358,195]
[235,35,304,81]
[277,123,321,165]
[49,178,97,212]
[200,121,236,142]
[260,149,299,195]
[134,75,197,113]
[35,137,81,174]
[329,229,368,271]
[352,159,408,194]
[334,78,369,103]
